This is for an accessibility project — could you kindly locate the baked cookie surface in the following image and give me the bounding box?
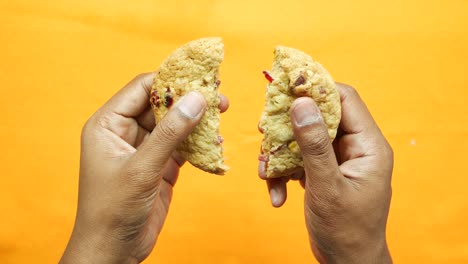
[151,37,228,175]
[259,46,341,178]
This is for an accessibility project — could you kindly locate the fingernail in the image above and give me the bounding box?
[177,91,206,119]
[292,98,322,127]
[270,188,280,206]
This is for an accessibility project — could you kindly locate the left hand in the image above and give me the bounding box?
[60,73,229,264]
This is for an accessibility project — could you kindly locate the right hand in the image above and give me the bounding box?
[258,84,393,263]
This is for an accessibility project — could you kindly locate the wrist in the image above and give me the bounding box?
[60,225,138,264]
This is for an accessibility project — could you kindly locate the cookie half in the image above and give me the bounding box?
[259,46,341,178]
[151,37,228,175]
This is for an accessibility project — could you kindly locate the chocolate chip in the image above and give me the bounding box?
[294,75,306,86]
[164,94,173,107]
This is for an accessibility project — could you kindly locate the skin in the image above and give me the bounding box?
[258,83,394,263]
[60,73,229,264]
[61,74,392,263]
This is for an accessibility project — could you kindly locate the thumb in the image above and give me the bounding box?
[290,97,342,189]
[131,91,206,179]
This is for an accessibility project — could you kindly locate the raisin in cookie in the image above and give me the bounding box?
[151,37,228,175]
[259,46,341,178]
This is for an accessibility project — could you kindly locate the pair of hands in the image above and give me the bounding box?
[60,73,393,264]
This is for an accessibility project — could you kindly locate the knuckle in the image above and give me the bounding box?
[81,111,116,141]
[131,72,154,89]
[81,112,105,139]
[133,72,150,82]
[81,117,93,137]
[340,83,357,96]
[338,83,360,101]
[377,138,394,162]
[96,112,111,129]
[92,111,114,131]
[385,141,394,160]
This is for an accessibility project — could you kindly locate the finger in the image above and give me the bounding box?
[218,94,230,113]
[157,152,186,189]
[258,122,264,133]
[102,72,155,117]
[130,91,206,181]
[132,126,151,148]
[290,97,342,188]
[336,83,379,135]
[171,151,186,168]
[136,106,156,131]
[258,160,267,180]
[335,83,388,161]
[290,169,304,180]
[299,177,306,189]
[267,177,288,207]
[332,131,343,165]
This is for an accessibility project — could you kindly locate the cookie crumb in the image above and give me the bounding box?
[270,144,287,154]
[288,141,300,154]
[164,88,174,108]
[319,87,326,95]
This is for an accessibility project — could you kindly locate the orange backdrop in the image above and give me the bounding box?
[1,0,468,263]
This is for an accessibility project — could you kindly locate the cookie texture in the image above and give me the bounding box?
[151,37,228,175]
[259,46,341,178]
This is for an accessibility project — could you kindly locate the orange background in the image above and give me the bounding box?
[1,0,468,263]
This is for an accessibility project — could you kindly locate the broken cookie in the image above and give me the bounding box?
[151,37,229,175]
[259,46,341,178]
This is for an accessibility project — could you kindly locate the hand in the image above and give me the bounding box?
[258,84,393,263]
[60,73,229,264]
